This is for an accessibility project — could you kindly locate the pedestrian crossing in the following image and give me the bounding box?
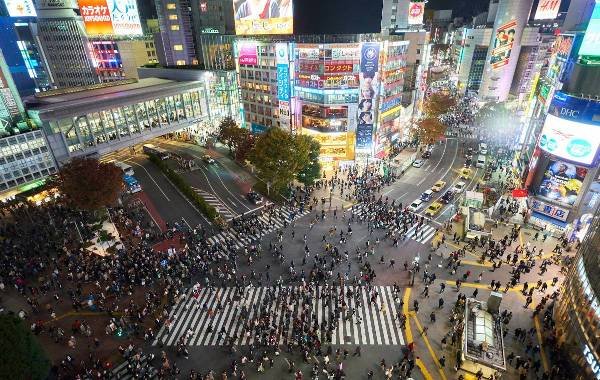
[112,355,157,379]
[350,204,438,244]
[191,187,237,220]
[152,285,405,347]
[205,207,311,260]
[445,130,473,139]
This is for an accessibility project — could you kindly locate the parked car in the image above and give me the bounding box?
[202,155,216,164]
[420,189,434,202]
[412,159,425,168]
[453,181,467,193]
[441,190,454,204]
[408,199,424,212]
[246,191,263,204]
[424,201,443,217]
[431,180,446,192]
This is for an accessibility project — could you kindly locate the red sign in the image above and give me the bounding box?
[324,63,354,73]
[512,189,529,198]
[298,62,320,72]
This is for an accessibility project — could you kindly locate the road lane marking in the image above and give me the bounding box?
[123,159,171,202]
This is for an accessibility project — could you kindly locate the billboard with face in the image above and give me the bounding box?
[538,159,588,206]
[233,0,293,35]
[490,19,517,69]
[408,1,425,25]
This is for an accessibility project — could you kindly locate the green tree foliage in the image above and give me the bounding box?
[415,117,447,144]
[297,136,322,186]
[0,314,50,379]
[249,128,312,193]
[218,117,244,155]
[234,128,255,162]
[57,157,123,211]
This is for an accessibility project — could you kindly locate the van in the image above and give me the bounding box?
[476,155,486,168]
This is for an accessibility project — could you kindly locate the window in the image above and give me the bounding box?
[168,14,178,20]
[176,60,186,65]
[166,3,176,9]
[171,25,180,31]
[173,44,183,51]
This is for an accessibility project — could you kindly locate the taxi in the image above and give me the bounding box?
[431,180,446,192]
[424,201,443,217]
[460,168,472,179]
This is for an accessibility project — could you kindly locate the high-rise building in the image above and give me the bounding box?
[91,40,125,83]
[154,0,198,66]
[190,0,235,36]
[0,49,24,131]
[34,0,100,88]
[381,0,411,31]
[455,27,493,93]
[116,39,158,80]
[478,0,535,102]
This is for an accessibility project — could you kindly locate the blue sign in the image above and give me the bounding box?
[251,123,267,134]
[548,91,600,125]
[277,64,290,101]
[356,124,373,150]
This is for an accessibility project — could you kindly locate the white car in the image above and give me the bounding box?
[408,199,424,212]
[479,143,488,155]
[412,159,425,168]
[453,181,467,193]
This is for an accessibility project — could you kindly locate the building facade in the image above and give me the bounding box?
[34,0,100,88]
[455,27,493,93]
[190,0,235,36]
[116,39,159,80]
[154,0,197,66]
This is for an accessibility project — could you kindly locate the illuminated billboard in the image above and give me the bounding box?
[3,0,37,17]
[356,42,380,152]
[534,0,561,20]
[539,114,600,166]
[80,0,143,36]
[238,43,258,65]
[580,1,600,56]
[490,19,517,69]
[408,1,425,25]
[233,0,293,35]
[538,159,587,206]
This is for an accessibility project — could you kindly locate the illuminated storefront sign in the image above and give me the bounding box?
[584,344,600,379]
[331,47,358,59]
[3,0,37,17]
[534,0,561,20]
[298,62,320,72]
[238,43,258,65]
[276,43,290,102]
[529,198,569,221]
[580,1,600,56]
[296,73,359,90]
[325,63,354,73]
[80,0,143,36]
[233,0,293,35]
[490,19,517,69]
[201,27,220,34]
[408,1,425,25]
[298,47,319,60]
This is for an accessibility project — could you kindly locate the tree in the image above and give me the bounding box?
[234,128,255,162]
[57,157,123,211]
[423,93,456,118]
[414,117,446,144]
[218,117,243,155]
[297,136,322,186]
[249,128,310,193]
[0,314,50,379]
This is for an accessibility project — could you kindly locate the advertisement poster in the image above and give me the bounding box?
[408,2,425,25]
[356,42,380,151]
[580,1,600,56]
[80,0,142,36]
[534,0,561,20]
[490,19,517,69]
[238,44,258,65]
[233,0,293,35]
[530,198,569,222]
[538,160,588,206]
[3,0,37,17]
[539,115,600,166]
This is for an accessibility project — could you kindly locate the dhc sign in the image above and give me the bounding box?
[584,344,600,379]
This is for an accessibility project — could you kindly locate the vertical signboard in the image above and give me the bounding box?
[534,0,561,20]
[490,19,517,69]
[356,42,380,152]
[408,1,425,25]
[276,43,291,130]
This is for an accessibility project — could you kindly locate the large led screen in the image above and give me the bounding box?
[538,159,587,206]
[233,0,293,35]
[580,1,600,56]
[80,0,143,36]
[3,0,37,17]
[539,114,600,166]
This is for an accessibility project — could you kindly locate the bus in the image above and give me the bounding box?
[123,175,142,193]
[143,144,170,160]
[113,161,135,176]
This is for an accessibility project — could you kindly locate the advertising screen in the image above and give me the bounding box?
[356,42,380,152]
[238,43,258,65]
[580,1,600,56]
[408,1,425,25]
[539,114,600,166]
[80,0,143,36]
[538,159,588,206]
[490,19,517,69]
[3,0,37,17]
[548,91,600,124]
[534,0,561,20]
[233,0,293,35]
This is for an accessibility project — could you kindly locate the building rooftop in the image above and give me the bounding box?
[463,298,506,371]
[26,78,204,120]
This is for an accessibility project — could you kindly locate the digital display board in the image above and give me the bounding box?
[233,0,293,35]
[490,19,517,69]
[408,1,425,25]
[534,0,561,20]
[580,1,600,56]
[539,114,600,166]
[3,0,37,17]
[238,43,258,65]
[80,0,143,36]
[538,159,588,206]
[356,42,380,152]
